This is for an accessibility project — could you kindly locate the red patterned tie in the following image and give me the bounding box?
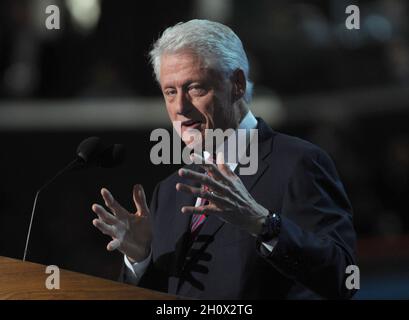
[190,154,216,237]
[190,184,209,234]
[190,150,216,237]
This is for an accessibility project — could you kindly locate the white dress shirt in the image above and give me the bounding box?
[124,111,276,285]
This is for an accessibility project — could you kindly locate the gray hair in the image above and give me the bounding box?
[149,19,253,104]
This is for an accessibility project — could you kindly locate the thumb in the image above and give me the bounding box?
[133,184,149,216]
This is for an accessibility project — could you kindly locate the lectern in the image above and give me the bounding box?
[0,256,177,300]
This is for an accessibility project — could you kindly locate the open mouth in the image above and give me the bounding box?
[182,119,202,129]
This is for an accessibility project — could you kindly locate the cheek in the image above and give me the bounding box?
[165,103,177,120]
[206,96,228,127]
[197,98,216,125]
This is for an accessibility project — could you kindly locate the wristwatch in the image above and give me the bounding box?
[258,211,281,242]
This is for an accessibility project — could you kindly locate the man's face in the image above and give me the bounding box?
[159,51,234,147]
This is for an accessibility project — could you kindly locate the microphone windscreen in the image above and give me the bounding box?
[100,144,126,168]
[76,136,105,163]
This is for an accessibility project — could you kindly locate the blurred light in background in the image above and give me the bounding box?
[364,14,393,42]
[65,0,101,33]
[194,0,232,22]
[3,62,38,96]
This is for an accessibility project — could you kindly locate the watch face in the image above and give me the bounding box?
[260,212,281,242]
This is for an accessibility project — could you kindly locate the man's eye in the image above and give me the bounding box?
[164,89,176,96]
[189,86,206,96]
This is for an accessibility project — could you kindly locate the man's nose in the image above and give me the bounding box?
[175,91,193,116]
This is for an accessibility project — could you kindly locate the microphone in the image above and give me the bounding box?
[22,137,125,261]
[76,136,125,168]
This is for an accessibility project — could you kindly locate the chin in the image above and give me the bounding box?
[184,141,201,150]
[182,130,205,150]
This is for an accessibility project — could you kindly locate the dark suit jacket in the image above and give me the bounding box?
[121,118,357,299]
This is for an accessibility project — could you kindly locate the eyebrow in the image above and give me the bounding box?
[162,78,207,90]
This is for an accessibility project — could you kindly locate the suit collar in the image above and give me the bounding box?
[237,117,275,191]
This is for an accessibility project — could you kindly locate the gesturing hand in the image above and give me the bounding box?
[91,185,152,262]
[176,153,269,237]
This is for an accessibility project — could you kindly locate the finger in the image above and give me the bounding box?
[101,188,128,219]
[133,184,149,217]
[178,168,229,195]
[181,206,229,224]
[107,239,121,251]
[190,153,211,165]
[176,182,201,195]
[181,205,219,215]
[219,162,237,179]
[216,151,225,165]
[205,164,233,187]
[92,204,118,225]
[190,153,221,175]
[176,183,234,207]
[93,219,116,238]
[195,158,229,182]
[190,153,216,170]
[191,153,233,184]
[216,152,236,178]
[182,206,230,226]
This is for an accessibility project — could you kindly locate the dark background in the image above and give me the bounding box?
[0,0,408,299]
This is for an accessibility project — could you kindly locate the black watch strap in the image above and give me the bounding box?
[258,211,281,242]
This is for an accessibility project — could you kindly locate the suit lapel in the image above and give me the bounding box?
[183,213,225,270]
[237,118,274,192]
[168,165,200,295]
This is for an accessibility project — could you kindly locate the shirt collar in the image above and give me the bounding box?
[238,110,258,131]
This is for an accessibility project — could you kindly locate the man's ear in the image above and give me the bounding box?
[231,69,246,102]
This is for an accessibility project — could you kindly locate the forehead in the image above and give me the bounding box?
[159,51,221,87]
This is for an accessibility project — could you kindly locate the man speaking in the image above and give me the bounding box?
[91,19,357,299]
